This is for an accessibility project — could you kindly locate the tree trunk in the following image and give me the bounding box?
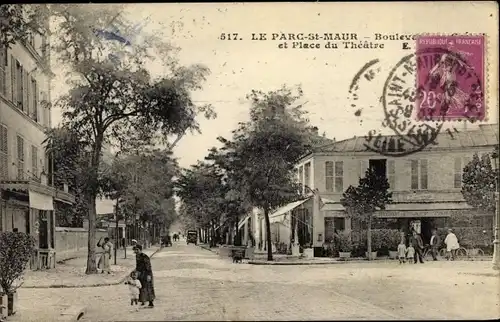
[367,215,372,261]
[85,192,98,274]
[85,135,104,274]
[264,206,273,261]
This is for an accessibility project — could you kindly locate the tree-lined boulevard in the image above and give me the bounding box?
[0,4,499,322]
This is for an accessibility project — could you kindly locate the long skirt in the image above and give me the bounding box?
[138,273,156,302]
[101,253,111,272]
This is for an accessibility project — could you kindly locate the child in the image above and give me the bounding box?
[397,241,407,264]
[406,244,415,263]
[125,271,142,308]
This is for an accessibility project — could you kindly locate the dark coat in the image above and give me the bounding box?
[411,234,424,249]
[430,234,441,248]
[136,252,155,302]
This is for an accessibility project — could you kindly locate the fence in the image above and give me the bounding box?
[55,227,109,261]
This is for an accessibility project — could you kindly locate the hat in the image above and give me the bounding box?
[133,244,143,251]
[447,228,453,232]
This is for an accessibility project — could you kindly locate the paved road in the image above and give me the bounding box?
[17,242,500,321]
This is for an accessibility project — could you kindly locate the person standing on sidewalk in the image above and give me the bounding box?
[444,228,460,261]
[410,230,425,264]
[429,229,441,261]
[133,245,155,308]
[99,237,113,274]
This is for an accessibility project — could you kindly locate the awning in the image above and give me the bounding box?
[28,191,54,211]
[269,198,311,223]
[238,214,250,230]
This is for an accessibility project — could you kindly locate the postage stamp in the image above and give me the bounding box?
[414,35,485,122]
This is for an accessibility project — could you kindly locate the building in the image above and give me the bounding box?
[0,27,74,269]
[260,124,498,256]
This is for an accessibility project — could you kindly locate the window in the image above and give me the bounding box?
[0,125,8,180]
[16,135,24,180]
[387,160,396,189]
[0,46,7,95]
[13,60,24,110]
[304,162,311,192]
[31,78,38,121]
[31,145,38,180]
[454,156,472,188]
[10,55,16,102]
[411,159,428,190]
[325,161,343,192]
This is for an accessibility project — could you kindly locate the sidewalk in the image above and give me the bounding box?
[21,246,161,288]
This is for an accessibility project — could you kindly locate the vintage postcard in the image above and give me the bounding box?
[0,2,498,321]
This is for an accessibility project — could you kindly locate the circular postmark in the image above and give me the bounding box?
[382,46,484,145]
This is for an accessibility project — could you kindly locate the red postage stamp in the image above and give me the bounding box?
[415,35,485,122]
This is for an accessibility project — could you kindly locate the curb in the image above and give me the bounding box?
[198,245,217,253]
[22,247,162,289]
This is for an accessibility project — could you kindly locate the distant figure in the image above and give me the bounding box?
[13,228,18,233]
[406,244,415,262]
[397,241,407,264]
[125,271,142,309]
[410,230,425,264]
[429,229,441,261]
[444,229,460,261]
[173,233,178,242]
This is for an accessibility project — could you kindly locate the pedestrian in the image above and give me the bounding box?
[98,237,113,274]
[124,271,142,310]
[397,240,407,264]
[410,230,425,264]
[444,228,460,261]
[133,245,155,307]
[429,229,441,261]
[406,243,415,263]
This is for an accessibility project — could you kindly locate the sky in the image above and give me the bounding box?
[50,2,499,169]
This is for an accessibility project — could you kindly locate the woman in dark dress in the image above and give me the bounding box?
[133,245,155,307]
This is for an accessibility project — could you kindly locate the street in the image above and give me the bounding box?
[15,240,499,321]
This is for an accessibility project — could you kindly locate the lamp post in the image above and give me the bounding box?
[492,149,500,270]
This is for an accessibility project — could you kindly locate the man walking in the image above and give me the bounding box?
[410,230,425,264]
[429,229,441,261]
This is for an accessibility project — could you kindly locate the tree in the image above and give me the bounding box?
[102,148,179,245]
[175,161,235,245]
[0,4,46,48]
[44,126,91,227]
[341,167,392,260]
[209,85,314,260]
[46,6,214,274]
[462,148,498,214]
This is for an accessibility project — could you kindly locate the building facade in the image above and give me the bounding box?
[261,124,498,255]
[0,29,74,269]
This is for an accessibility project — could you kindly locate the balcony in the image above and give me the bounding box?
[0,177,75,204]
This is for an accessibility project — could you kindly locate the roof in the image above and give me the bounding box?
[312,123,498,154]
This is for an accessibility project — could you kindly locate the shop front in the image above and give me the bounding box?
[1,182,56,270]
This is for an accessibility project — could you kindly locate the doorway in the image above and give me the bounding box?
[39,211,48,249]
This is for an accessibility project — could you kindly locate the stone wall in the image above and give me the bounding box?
[55,227,109,261]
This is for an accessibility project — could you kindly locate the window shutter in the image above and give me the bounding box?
[25,69,30,115]
[11,55,16,103]
[34,80,39,121]
[0,125,8,179]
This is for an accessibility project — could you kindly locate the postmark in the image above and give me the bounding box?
[348,36,484,157]
[414,35,485,122]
